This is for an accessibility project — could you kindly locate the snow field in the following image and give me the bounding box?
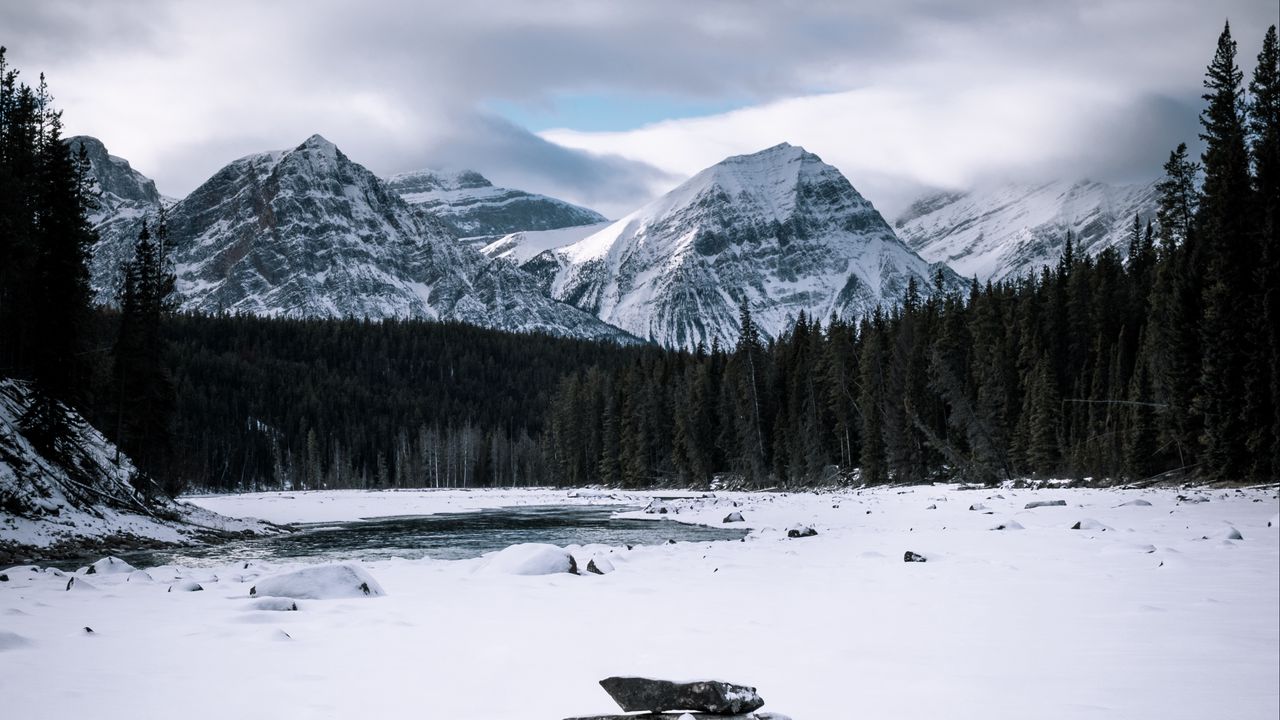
[1,485,1276,720]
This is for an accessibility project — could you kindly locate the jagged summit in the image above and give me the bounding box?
[537,144,961,348]
[65,135,161,205]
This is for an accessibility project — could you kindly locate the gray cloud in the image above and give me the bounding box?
[3,0,1275,216]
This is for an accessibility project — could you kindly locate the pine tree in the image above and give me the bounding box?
[1248,25,1280,478]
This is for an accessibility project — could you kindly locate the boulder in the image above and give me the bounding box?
[723,512,745,523]
[65,576,97,592]
[481,544,578,576]
[1024,500,1067,509]
[968,503,987,511]
[168,581,204,592]
[250,564,386,599]
[586,557,614,575]
[903,551,927,563]
[990,520,1024,531]
[598,677,765,715]
[564,714,788,720]
[85,556,136,575]
[925,504,937,510]
[786,525,818,538]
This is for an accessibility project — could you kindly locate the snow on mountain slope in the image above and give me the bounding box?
[480,222,611,264]
[140,135,634,341]
[386,168,607,238]
[895,179,1159,283]
[64,136,166,303]
[537,143,962,348]
[0,379,270,559]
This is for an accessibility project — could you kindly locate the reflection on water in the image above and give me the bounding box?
[115,505,748,568]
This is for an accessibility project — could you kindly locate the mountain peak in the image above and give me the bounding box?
[298,133,337,150]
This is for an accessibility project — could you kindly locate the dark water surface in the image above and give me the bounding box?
[111,505,748,568]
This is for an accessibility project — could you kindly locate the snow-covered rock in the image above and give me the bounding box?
[584,556,615,575]
[895,179,1158,283]
[535,143,962,348]
[1120,499,1153,507]
[991,520,1024,531]
[723,511,745,523]
[1025,500,1067,509]
[248,597,299,611]
[249,564,385,600]
[1071,519,1111,531]
[85,557,136,575]
[0,631,32,651]
[386,168,606,238]
[480,543,578,575]
[168,581,204,592]
[786,525,818,538]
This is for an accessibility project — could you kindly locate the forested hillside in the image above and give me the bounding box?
[543,23,1279,488]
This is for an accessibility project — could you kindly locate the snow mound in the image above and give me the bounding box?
[1071,519,1111,531]
[249,597,299,612]
[0,631,32,651]
[250,564,386,599]
[126,570,154,583]
[585,556,615,575]
[64,577,97,592]
[1120,499,1152,507]
[991,520,1024,531]
[480,543,577,575]
[1024,500,1067,509]
[85,557,136,575]
[168,581,204,592]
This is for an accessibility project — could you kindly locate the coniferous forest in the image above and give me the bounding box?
[2,23,1278,494]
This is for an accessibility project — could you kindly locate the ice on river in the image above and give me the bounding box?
[0,484,1276,720]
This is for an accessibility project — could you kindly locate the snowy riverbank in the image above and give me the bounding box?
[2,485,1277,719]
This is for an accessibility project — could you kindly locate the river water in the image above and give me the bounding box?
[106,504,748,568]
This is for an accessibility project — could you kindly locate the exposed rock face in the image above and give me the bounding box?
[538,143,962,348]
[64,136,165,303]
[87,135,634,342]
[387,168,606,238]
[904,550,927,562]
[896,179,1159,283]
[598,677,765,715]
[723,511,745,523]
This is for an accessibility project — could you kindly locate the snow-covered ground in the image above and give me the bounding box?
[2,485,1277,719]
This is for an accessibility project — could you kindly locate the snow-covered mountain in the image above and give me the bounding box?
[89,135,632,341]
[386,168,606,238]
[64,136,166,302]
[531,143,961,348]
[480,222,610,264]
[895,179,1159,283]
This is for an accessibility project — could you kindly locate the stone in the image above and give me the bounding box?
[564,714,789,720]
[969,503,987,511]
[1024,500,1067,509]
[598,677,765,715]
[0,574,8,582]
[786,525,818,538]
[904,551,927,563]
[169,581,204,592]
[723,512,745,523]
[1120,499,1152,507]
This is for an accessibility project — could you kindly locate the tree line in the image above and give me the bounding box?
[2,23,1276,495]
[543,23,1279,488]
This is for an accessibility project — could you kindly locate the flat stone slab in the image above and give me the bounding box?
[568,707,788,712]
[599,677,765,715]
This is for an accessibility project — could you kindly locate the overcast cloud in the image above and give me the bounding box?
[1,0,1274,217]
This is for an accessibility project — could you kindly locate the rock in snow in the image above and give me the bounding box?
[1071,519,1110,531]
[85,556,136,575]
[1024,500,1067,509]
[249,598,300,612]
[585,557,615,575]
[250,564,385,599]
[723,512,745,523]
[168,581,204,592]
[991,520,1024,531]
[481,544,579,576]
[1121,499,1153,507]
[786,525,818,538]
[904,551,928,563]
[598,677,765,715]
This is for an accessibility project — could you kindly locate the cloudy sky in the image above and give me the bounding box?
[2,0,1275,217]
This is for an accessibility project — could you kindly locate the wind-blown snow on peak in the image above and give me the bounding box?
[538,144,962,348]
[386,167,607,238]
[896,179,1160,283]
